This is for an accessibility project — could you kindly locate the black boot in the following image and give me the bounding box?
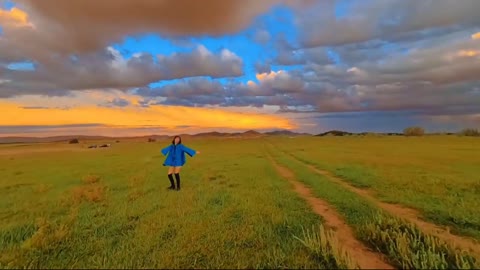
[174,173,181,191]
[167,174,175,190]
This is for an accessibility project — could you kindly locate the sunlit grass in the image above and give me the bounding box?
[0,136,479,268]
[268,136,480,239]
[268,144,479,269]
[293,225,359,269]
[0,139,335,269]
[362,214,478,269]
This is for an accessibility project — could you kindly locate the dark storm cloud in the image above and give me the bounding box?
[0,45,244,96]
[297,0,480,48]
[2,0,318,96]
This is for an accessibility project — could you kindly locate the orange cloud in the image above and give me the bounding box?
[472,32,480,40]
[9,90,143,108]
[246,80,256,87]
[457,50,480,57]
[0,7,32,27]
[0,101,295,132]
[255,70,285,81]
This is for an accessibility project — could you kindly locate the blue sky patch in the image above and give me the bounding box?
[6,61,36,71]
[111,4,300,89]
[0,0,15,10]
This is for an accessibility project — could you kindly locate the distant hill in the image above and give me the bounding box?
[243,130,262,136]
[316,130,354,136]
[178,130,266,138]
[265,130,310,136]
[191,130,302,138]
[199,130,265,138]
[237,130,264,137]
[385,132,404,136]
[191,131,233,137]
[0,135,113,144]
[315,130,405,136]
[0,129,305,144]
[0,135,178,144]
[0,130,415,143]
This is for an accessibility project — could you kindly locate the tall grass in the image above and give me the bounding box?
[293,225,359,269]
[0,139,330,269]
[268,145,479,269]
[362,214,479,269]
[268,136,480,239]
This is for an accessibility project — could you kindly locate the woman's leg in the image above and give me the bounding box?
[167,166,175,189]
[174,166,182,190]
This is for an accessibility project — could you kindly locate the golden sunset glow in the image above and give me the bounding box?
[256,70,285,81]
[472,32,480,40]
[0,101,295,131]
[457,50,480,57]
[0,7,31,27]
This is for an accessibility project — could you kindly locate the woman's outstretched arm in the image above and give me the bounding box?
[161,145,171,156]
[181,145,197,157]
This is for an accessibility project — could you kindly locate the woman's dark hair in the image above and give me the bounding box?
[172,136,182,145]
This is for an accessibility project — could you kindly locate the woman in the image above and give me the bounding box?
[161,136,200,191]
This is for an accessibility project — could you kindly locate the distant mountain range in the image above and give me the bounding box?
[315,130,404,136]
[2,129,455,144]
[0,129,311,143]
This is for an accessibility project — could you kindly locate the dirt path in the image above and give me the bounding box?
[268,154,394,269]
[287,153,480,257]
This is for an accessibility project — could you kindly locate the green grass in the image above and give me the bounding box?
[268,136,480,239]
[0,139,351,269]
[1,136,479,268]
[363,215,478,269]
[266,143,479,269]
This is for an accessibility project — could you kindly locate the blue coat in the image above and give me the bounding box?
[161,143,196,167]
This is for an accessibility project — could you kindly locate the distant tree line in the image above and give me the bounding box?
[403,126,425,136]
[316,127,480,137]
[403,127,479,137]
[458,128,480,137]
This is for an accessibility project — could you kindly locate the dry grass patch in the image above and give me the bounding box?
[72,184,106,203]
[66,174,108,205]
[21,218,70,251]
[294,225,359,269]
[0,208,78,268]
[34,184,51,194]
[82,174,101,184]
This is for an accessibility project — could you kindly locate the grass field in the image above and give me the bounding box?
[1,136,479,269]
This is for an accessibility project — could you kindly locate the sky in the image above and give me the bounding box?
[1,0,480,137]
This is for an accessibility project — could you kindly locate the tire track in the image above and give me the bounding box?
[267,153,394,270]
[284,151,480,257]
